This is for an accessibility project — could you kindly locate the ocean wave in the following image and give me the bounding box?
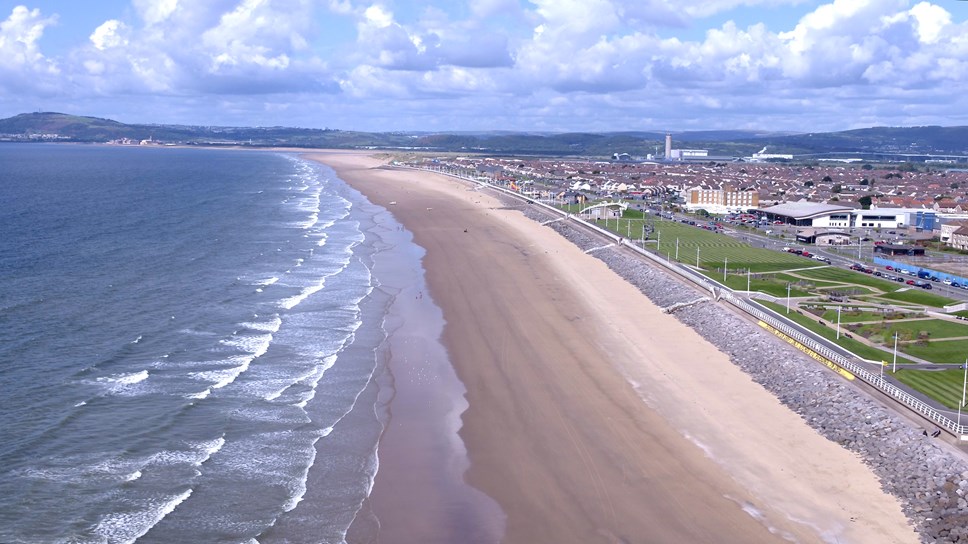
[190,359,249,390]
[90,370,151,396]
[241,315,283,334]
[97,370,149,386]
[94,487,193,544]
[186,388,211,400]
[298,213,319,230]
[220,332,273,359]
[18,454,144,485]
[278,282,325,310]
[194,435,226,466]
[254,276,280,287]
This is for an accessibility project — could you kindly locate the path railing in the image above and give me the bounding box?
[402,165,968,438]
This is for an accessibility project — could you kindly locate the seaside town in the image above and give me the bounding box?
[405,139,968,253]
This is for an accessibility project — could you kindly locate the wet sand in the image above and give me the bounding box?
[306,151,917,544]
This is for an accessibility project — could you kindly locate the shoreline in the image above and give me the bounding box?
[307,151,917,543]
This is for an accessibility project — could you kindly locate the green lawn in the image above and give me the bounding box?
[856,319,968,342]
[819,308,902,323]
[756,300,915,365]
[899,339,968,364]
[594,214,810,273]
[877,289,958,307]
[894,368,968,409]
[716,274,812,297]
[793,267,902,291]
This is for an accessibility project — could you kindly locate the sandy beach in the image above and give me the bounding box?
[306,151,917,544]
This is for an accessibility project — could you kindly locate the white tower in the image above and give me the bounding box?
[664,134,672,160]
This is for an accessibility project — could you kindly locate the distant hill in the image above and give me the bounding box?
[2,112,967,160]
[739,126,968,157]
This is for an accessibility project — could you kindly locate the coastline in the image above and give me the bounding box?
[307,151,917,544]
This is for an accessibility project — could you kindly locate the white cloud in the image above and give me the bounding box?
[90,20,129,51]
[3,0,968,132]
[0,6,58,72]
[133,0,180,26]
[909,1,951,44]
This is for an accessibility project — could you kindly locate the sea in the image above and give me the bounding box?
[0,144,435,543]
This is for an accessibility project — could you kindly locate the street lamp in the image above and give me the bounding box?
[696,246,701,268]
[747,268,751,293]
[959,359,967,429]
[723,257,728,282]
[836,305,842,339]
[675,237,679,260]
[892,331,898,373]
[786,283,791,314]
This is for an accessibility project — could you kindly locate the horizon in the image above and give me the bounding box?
[3,1,968,133]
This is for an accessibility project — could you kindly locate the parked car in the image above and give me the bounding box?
[906,279,916,285]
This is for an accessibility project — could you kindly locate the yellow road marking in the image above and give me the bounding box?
[758,321,855,380]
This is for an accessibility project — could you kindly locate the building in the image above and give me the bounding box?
[758,202,854,226]
[940,220,968,243]
[664,134,672,160]
[759,203,937,230]
[951,226,968,251]
[874,244,926,257]
[670,149,709,160]
[684,185,759,214]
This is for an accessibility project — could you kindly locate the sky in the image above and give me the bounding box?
[2,0,968,133]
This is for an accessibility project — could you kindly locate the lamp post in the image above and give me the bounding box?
[696,246,701,268]
[675,237,679,261]
[836,306,842,339]
[959,359,967,429]
[786,283,791,314]
[723,257,728,282]
[892,332,898,373]
[747,268,751,293]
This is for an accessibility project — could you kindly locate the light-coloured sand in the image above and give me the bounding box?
[307,151,917,544]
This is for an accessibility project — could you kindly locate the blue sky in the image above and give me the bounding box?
[2,0,968,133]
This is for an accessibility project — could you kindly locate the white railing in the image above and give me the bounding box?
[404,165,968,437]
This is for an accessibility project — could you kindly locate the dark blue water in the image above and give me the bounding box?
[0,144,407,542]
